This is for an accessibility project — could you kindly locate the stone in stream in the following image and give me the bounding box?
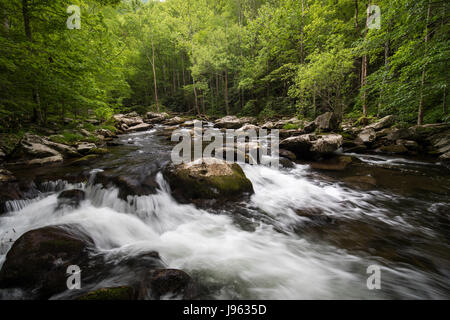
[163,158,254,202]
[138,269,197,300]
[164,116,185,126]
[214,116,256,129]
[76,142,97,155]
[280,134,343,160]
[0,169,16,183]
[92,171,159,201]
[309,156,353,171]
[57,189,86,209]
[126,123,153,133]
[376,144,409,155]
[113,114,144,127]
[0,225,94,299]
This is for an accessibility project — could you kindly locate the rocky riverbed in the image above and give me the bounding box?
[0,113,449,300]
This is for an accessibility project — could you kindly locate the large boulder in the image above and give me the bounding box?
[163,158,254,201]
[280,134,343,160]
[364,115,395,131]
[314,112,340,132]
[0,225,93,299]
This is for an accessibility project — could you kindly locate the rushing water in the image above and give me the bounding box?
[0,126,449,299]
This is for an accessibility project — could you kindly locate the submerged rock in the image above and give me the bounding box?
[57,189,86,209]
[310,156,353,171]
[138,269,196,300]
[163,158,254,201]
[0,225,93,299]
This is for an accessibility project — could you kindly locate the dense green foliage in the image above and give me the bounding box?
[0,0,448,132]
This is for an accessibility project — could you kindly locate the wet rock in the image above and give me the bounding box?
[57,189,85,209]
[0,225,93,299]
[314,112,340,132]
[93,172,158,201]
[279,157,295,168]
[163,158,254,201]
[296,208,335,226]
[344,144,367,153]
[138,269,196,300]
[310,156,353,171]
[439,151,450,164]
[77,286,136,300]
[0,180,39,214]
[279,149,296,161]
[376,144,408,155]
[76,142,96,155]
[126,123,153,133]
[355,128,377,145]
[364,115,395,131]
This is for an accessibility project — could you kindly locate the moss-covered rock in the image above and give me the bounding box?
[376,144,408,154]
[77,286,135,300]
[164,158,254,201]
[88,148,108,155]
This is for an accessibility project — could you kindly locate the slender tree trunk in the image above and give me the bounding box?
[443,87,447,115]
[224,69,230,115]
[148,37,159,112]
[418,1,431,125]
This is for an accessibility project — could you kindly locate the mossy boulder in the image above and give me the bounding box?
[0,225,93,299]
[163,158,254,202]
[77,286,136,300]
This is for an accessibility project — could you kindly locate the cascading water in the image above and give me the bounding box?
[0,128,449,299]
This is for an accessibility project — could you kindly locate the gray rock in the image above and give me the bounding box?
[356,128,377,145]
[77,142,96,155]
[280,134,343,159]
[364,115,395,131]
[314,112,340,132]
[126,123,153,133]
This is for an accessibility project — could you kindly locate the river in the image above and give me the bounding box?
[0,125,449,299]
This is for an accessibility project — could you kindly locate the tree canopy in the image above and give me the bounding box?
[0,0,448,131]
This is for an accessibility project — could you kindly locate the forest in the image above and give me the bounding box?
[0,0,448,133]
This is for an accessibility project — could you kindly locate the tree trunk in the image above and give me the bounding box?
[224,69,230,115]
[149,37,159,112]
[418,1,431,125]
